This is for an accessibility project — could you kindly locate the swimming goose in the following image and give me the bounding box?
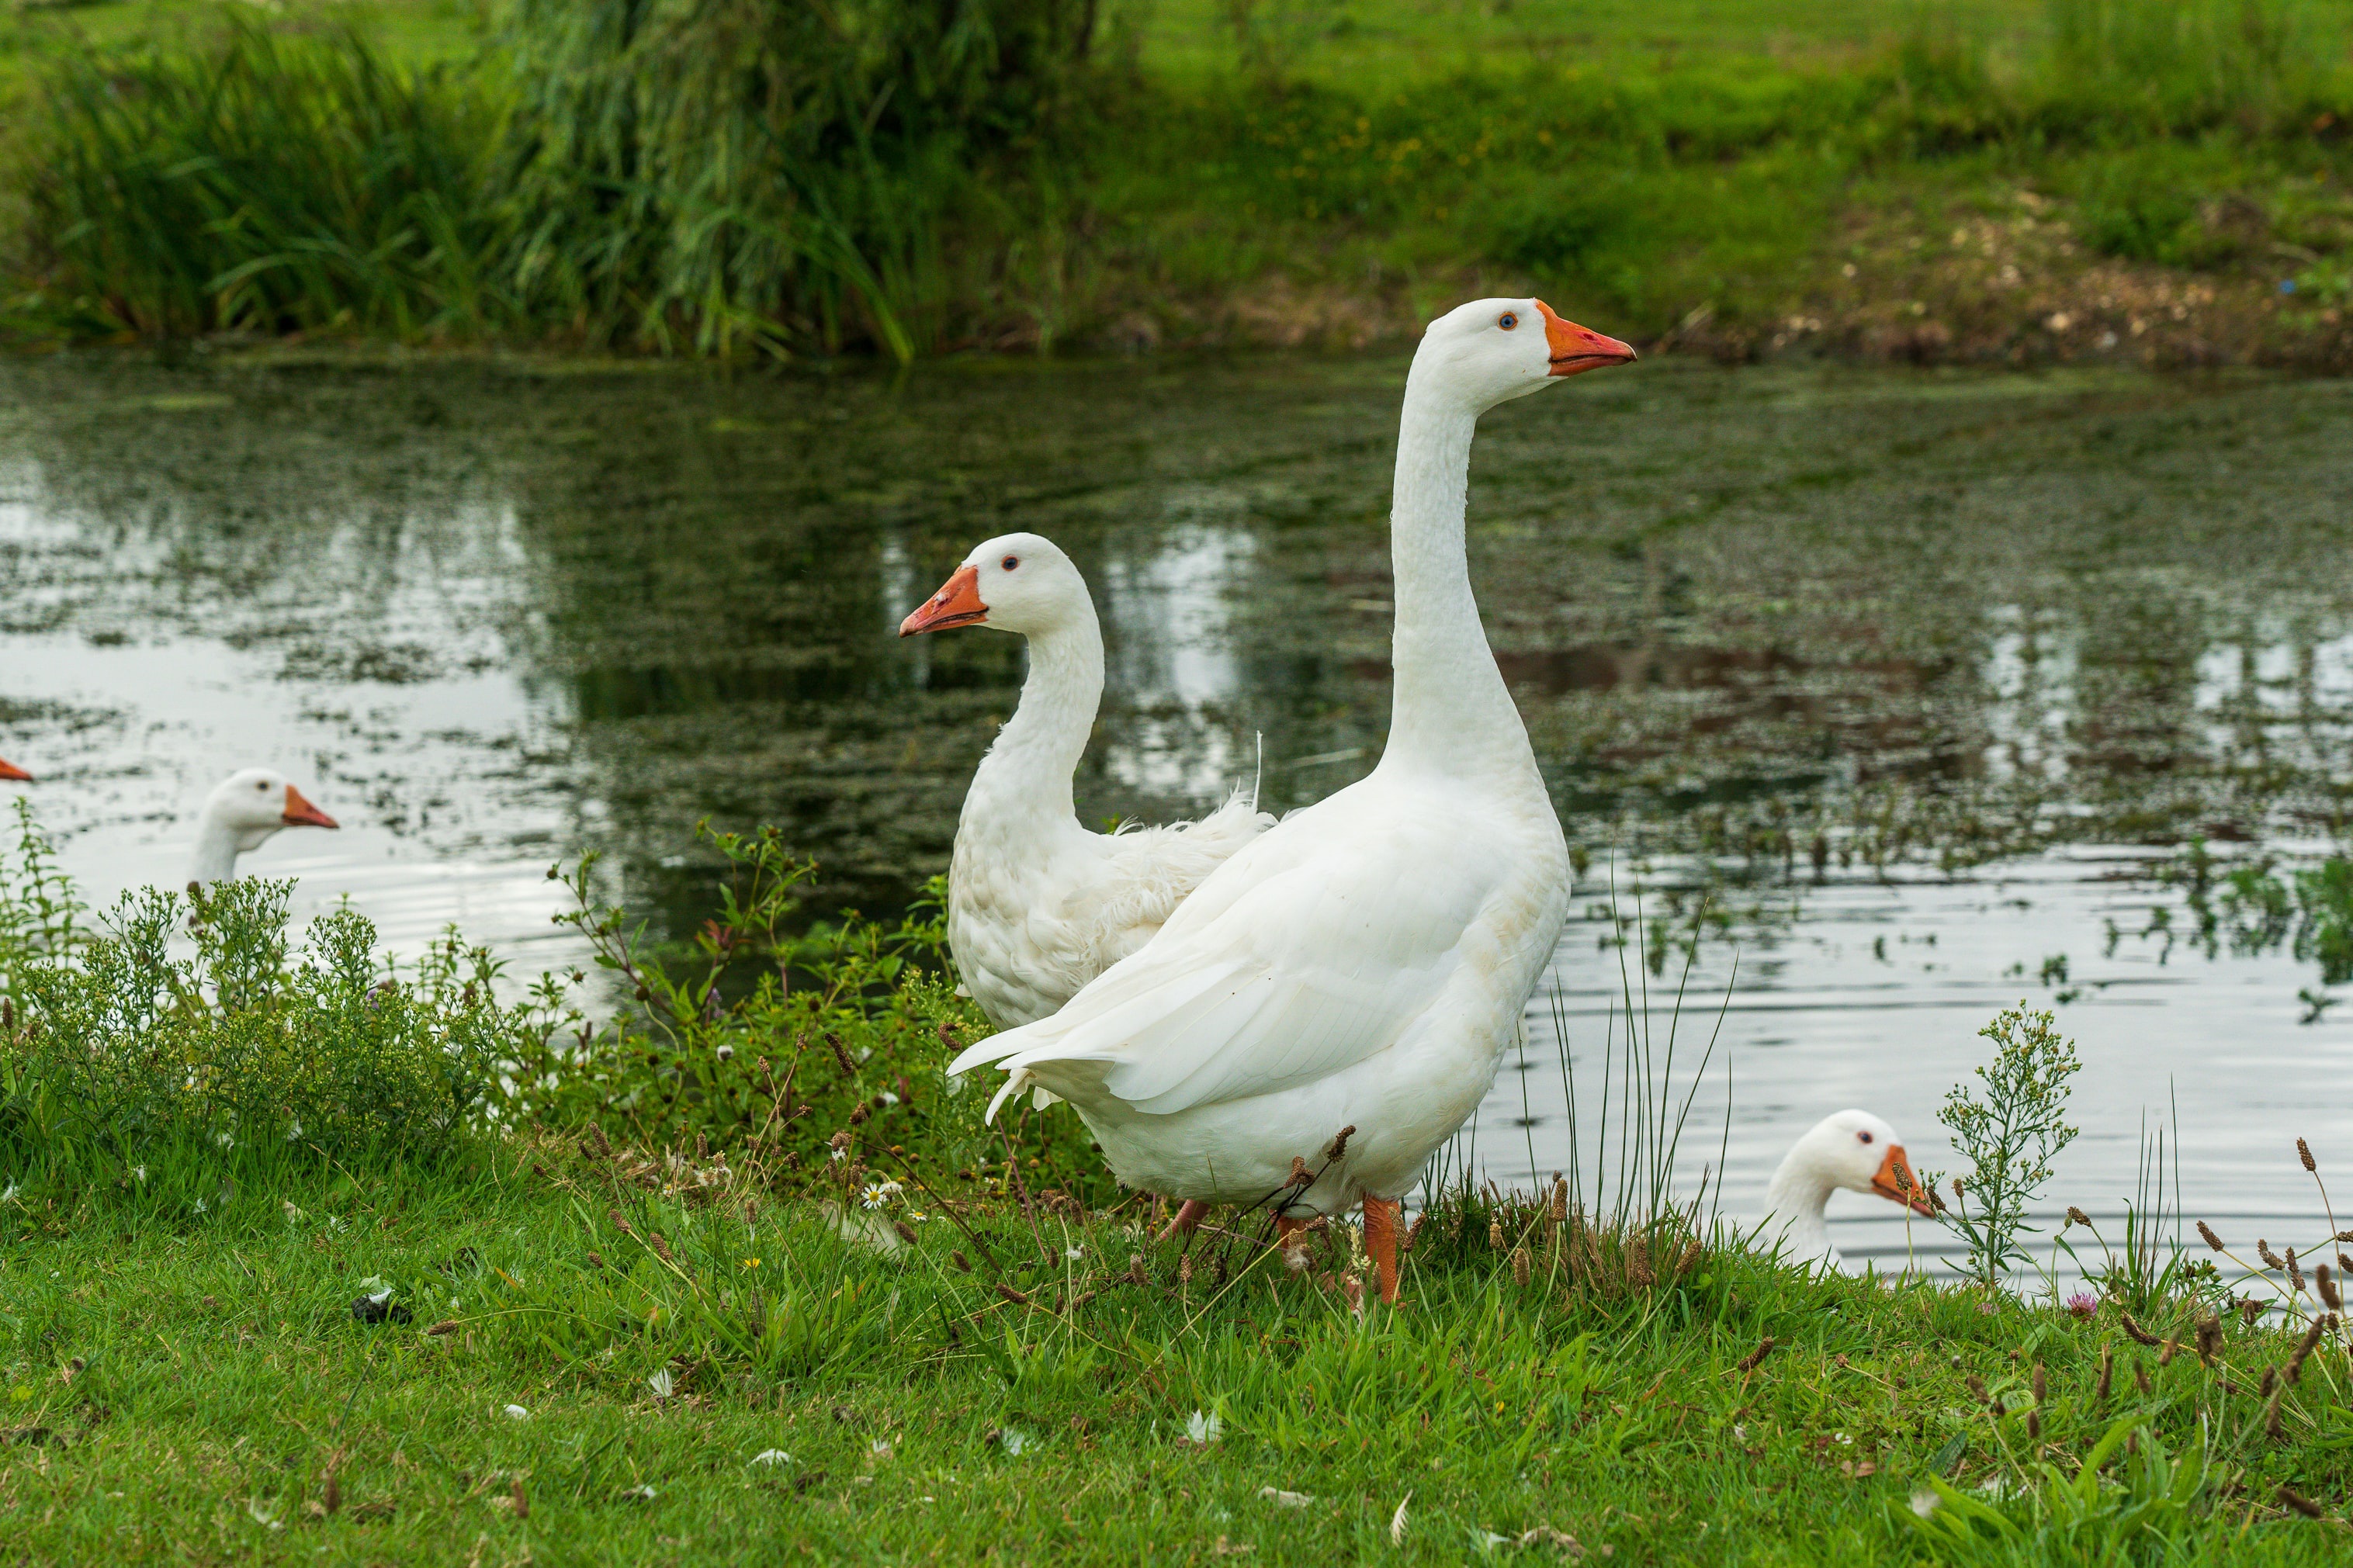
[902,533,1273,1040]
[189,768,340,886]
[950,299,1637,1301]
[1759,1109,1935,1271]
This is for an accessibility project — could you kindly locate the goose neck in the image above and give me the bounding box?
[1381,382,1530,771]
[970,616,1104,822]
[189,815,244,887]
[1764,1149,1835,1259]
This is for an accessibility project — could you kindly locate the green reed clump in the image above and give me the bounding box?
[0,875,548,1179]
[17,13,514,341]
[494,0,1104,359]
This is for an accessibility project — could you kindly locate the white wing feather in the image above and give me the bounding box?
[951,792,1515,1123]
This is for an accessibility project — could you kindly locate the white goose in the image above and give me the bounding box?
[950,299,1637,1300]
[901,533,1273,1037]
[1759,1109,1935,1271]
[189,767,340,887]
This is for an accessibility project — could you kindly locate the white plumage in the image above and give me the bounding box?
[188,767,341,886]
[950,299,1639,1300]
[901,532,1273,1035]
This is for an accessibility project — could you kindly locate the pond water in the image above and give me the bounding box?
[5,347,2353,1283]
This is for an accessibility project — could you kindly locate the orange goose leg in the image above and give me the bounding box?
[1362,1196,1403,1303]
[1157,1199,1209,1242]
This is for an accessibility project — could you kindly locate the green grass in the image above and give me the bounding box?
[9,1140,2353,1563]
[5,0,2351,358]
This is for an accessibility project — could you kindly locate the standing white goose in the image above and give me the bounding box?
[1759,1109,1935,1271]
[188,767,340,887]
[900,533,1274,1035]
[950,299,1637,1301]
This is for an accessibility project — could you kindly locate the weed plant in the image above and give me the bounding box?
[505,821,1099,1199]
[1925,1002,2082,1290]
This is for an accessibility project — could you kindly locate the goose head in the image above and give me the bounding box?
[1409,297,1637,413]
[192,767,340,883]
[0,760,28,782]
[899,532,1090,639]
[1773,1109,1935,1217]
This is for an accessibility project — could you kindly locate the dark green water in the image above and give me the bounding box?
[5,348,2352,1262]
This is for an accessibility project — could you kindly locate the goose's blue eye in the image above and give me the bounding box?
[1498,312,1518,330]
[1001,556,1021,571]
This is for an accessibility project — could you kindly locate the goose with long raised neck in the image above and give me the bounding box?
[1759,1109,1936,1272]
[900,531,1274,1040]
[188,767,341,887]
[950,299,1637,1302]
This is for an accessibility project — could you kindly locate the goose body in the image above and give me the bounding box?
[951,299,1638,1298]
[1759,1109,1935,1270]
[188,768,340,886]
[903,533,1273,1032]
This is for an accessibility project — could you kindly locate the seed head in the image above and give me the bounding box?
[2243,1298,2265,1329]
[609,1209,633,1236]
[2260,1239,2286,1271]
[2031,1362,2046,1405]
[650,1231,674,1263]
[2278,1484,2326,1519]
[2288,1248,2306,1293]
[2291,1317,2327,1383]
[2026,1408,2040,1442]
[2119,1309,2160,1347]
[2093,1344,2113,1404]
[2195,1315,2223,1364]
[2323,1265,2344,1314]
[1550,1177,1568,1225]
[827,1033,856,1077]
[1488,1219,1505,1251]
[1323,1125,1355,1163]
[1286,1156,1311,1189]
[1179,1253,1194,1286]
[2066,1206,2092,1229]
[1512,1246,1531,1289]
[2198,1221,2225,1251]
[2135,1359,2154,1394]
[2300,1137,2317,1173]
[1734,1338,1774,1374]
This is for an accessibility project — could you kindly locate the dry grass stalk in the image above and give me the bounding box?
[1625,1238,1654,1289]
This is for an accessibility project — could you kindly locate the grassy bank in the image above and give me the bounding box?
[4,804,2353,1560]
[12,1131,2353,1562]
[1,0,2348,365]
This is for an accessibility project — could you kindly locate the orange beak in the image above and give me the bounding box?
[1871,1145,1935,1217]
[899,564,989,637]
[1536,300,1638,377]
[281,784,339,830]
[0,759,29,782]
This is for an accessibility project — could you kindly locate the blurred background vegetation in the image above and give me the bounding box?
[0,0,2348,359]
